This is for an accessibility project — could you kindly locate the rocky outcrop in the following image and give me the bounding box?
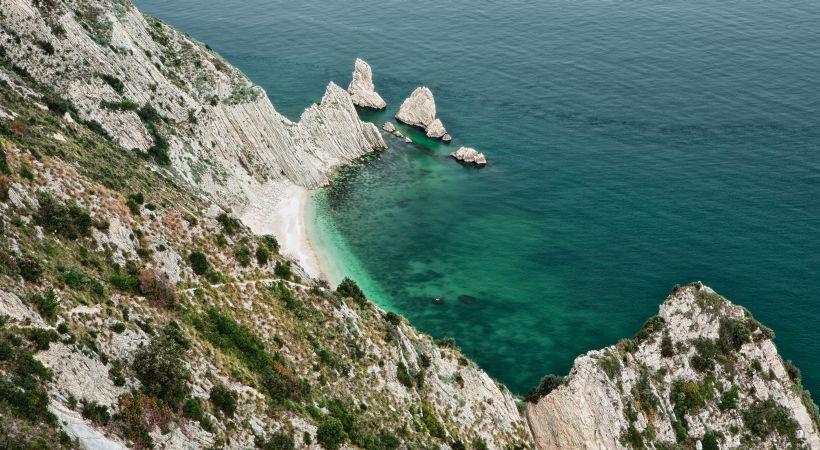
[450,147,487,165]
[526,283,820,449]
[347,58,386,109]
[382,122,405,138]
[395,87,449,139]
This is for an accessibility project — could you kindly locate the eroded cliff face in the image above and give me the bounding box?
[526,284,820,449]
[0,0,385,208]
[0,69,530,448]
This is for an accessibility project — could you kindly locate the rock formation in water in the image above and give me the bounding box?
[526,283,820,449]
[382,121,404,138]
[450,147,487,165]
[347,58,387,110]
[395,87,449,139]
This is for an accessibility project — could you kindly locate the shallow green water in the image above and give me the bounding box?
[137,0,820,396]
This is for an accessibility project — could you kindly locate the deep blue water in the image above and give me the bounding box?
[136,0,820,396]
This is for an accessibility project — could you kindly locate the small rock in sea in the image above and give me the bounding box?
[449,147,487,166]
[382,122,405,138]
[347,58,387,109]
[442,133,452,142]
[404,137,412,143]
[458,294,477,305]
[395,86,450,141]
[433,297,445,305]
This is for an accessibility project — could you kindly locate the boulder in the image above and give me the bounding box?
[449,147,487,166]
[347,58,386,109]
[396,87,449,140]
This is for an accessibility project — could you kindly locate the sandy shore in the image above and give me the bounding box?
[239,182,327,281]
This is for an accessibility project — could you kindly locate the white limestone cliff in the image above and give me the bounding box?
[0,0,385,211]
[347,58,386,109]
[526,283,820,449]
[395,86,449,139]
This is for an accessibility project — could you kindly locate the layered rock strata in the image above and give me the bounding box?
[347,58,387,109]
[396,87,450,140]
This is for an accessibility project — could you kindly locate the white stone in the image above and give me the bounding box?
[347,58,386,109]
[395,86,449,140]
[449,147,487,165]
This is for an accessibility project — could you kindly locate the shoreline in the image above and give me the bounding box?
[240,182,330,282]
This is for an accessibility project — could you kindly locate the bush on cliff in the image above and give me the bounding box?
[526,374,564,403]
[188,251,209,276]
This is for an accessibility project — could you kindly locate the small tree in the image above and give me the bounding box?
[132,324,191,408]
[316,417,347,450]
[262,235,279,253]
[138,269,177,309]
[188,251,209,276]
[255,246,270,266]
[335,278,364,302]
[234,246,251,267]
[526,374,564,403]
[209,383,238,417]
[274,260,292,279]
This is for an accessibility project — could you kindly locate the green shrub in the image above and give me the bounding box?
[27,328,58,350]
[742,399,798,441]
[109,272,139,292]
[193,308,306,403]
[316,417,347,450]
[234,246,251,267]
[702,430,720,450]
[660,333,674,357]
[719,385,739,411]
[16,255,43,282]
[182,397,204,421]
[336,277,364,301]
[126,193,143,215]
[132,324,191,407]
[0,147,9,175]
[80,400,110,425]
[57,266,105,299]
[526,374,564,403]
[262,235,279,253]
[209,383,238,417]
[690,338,717,373]
[717,318,752,354]
[99,74,124,94]
[384,311,401,326]
[216,213,241,235]
[598,350,622,380]
[257,432,295,450]
[111,322,126,333]
[255,246,270,266]
[634,316,665,343]
[19,161,34,180]
[30,289,59,322]
[274,260,292,279]
[34,193,93,240]
[420,402,446,439]
[396,362,414,388]
[188,251,209,275]
[138,269,177,309]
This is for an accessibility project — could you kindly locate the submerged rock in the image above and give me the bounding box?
[458,295,477,305]
[450,147,487,165]
[347,58,386,109]
[382,122,404,138]
[396,87,449,140]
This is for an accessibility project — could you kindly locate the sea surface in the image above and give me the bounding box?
[136,0,820,396]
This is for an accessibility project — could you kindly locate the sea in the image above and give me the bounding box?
[135,0,820,396]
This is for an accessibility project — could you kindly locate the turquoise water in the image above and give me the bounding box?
[136,0,820,396]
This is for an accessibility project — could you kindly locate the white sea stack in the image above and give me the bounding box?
[442,133,452,142]
[347,58,386,109]
[450,147,487,165]
[396,87,449,140]
[382,122,396,133]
